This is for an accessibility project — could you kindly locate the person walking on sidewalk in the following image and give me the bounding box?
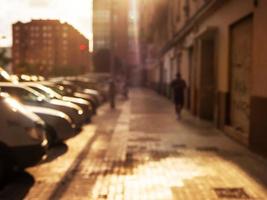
[171,73,186,120]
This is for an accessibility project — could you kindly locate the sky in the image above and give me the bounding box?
[0,0,93,50]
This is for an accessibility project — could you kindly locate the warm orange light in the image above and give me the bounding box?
[79,44,87,51]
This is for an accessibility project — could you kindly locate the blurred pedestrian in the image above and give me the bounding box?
[170,73,186,120]
[123,79,129,99]
[109,79,116,109]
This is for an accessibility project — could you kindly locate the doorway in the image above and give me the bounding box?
[198,34,217,121]
[228,16,252,135]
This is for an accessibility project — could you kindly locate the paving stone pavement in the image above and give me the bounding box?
[1,88,267,200]
[58,88,267,200]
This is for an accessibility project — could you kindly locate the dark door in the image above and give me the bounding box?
[199,38,216,121]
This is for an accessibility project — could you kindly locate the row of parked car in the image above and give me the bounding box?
[0,67,109,183]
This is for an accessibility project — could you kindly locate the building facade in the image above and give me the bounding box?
[12,20,90,76]
[93,0,130,74]
[93,0,111,51]
[140,0,267,156]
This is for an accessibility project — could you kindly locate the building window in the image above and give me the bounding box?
[96,40,106,46]
[94,10,110,22]
[62,32,68,38]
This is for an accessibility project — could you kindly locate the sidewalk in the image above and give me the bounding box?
[34,88,267,199]
[126,89,267,199]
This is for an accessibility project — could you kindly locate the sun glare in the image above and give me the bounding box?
[50,0,93,50]
[0,0,93,48]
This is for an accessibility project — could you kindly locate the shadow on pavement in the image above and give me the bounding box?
[217,149,267,188]
[40,142,68,164]
[0,171,35,200]
[48,133,98,200]
[47,108,121,200]
[0,143,68,200]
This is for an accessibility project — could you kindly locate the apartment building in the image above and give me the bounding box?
[12,20,90,76]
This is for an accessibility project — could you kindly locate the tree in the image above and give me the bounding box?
[0,49,11,67]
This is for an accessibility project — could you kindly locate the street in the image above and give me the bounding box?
[1,88,267,200]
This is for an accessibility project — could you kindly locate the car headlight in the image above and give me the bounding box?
[41,139,48,147]
[25,125,47,147]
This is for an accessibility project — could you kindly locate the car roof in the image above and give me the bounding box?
[0,82,25,88]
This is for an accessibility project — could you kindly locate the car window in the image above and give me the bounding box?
[47,85,66,96]
[1,87,39,102]
[29,86,51,99]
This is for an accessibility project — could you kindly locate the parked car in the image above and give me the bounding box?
[0,92,48,181]
[23,83,93,122]
[25,105,76,145]
[51,79,102,106]
[0,83,85,130]
[41,82,98,114]
[0,67,12,82]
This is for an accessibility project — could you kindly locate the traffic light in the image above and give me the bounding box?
[79,44,87,51]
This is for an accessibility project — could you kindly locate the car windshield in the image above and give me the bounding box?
[59,84,75,94]
[1,86,46,103]
[29,85,63,99]
[1,93,43,123]
[45,85,67,96]
[26,87,47,100]
[59,82,78,92]
[22,89,43,102]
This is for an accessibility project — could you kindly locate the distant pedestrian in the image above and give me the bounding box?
[123,79,129,99]
[109,80,116,109]
[170,73,186,120]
